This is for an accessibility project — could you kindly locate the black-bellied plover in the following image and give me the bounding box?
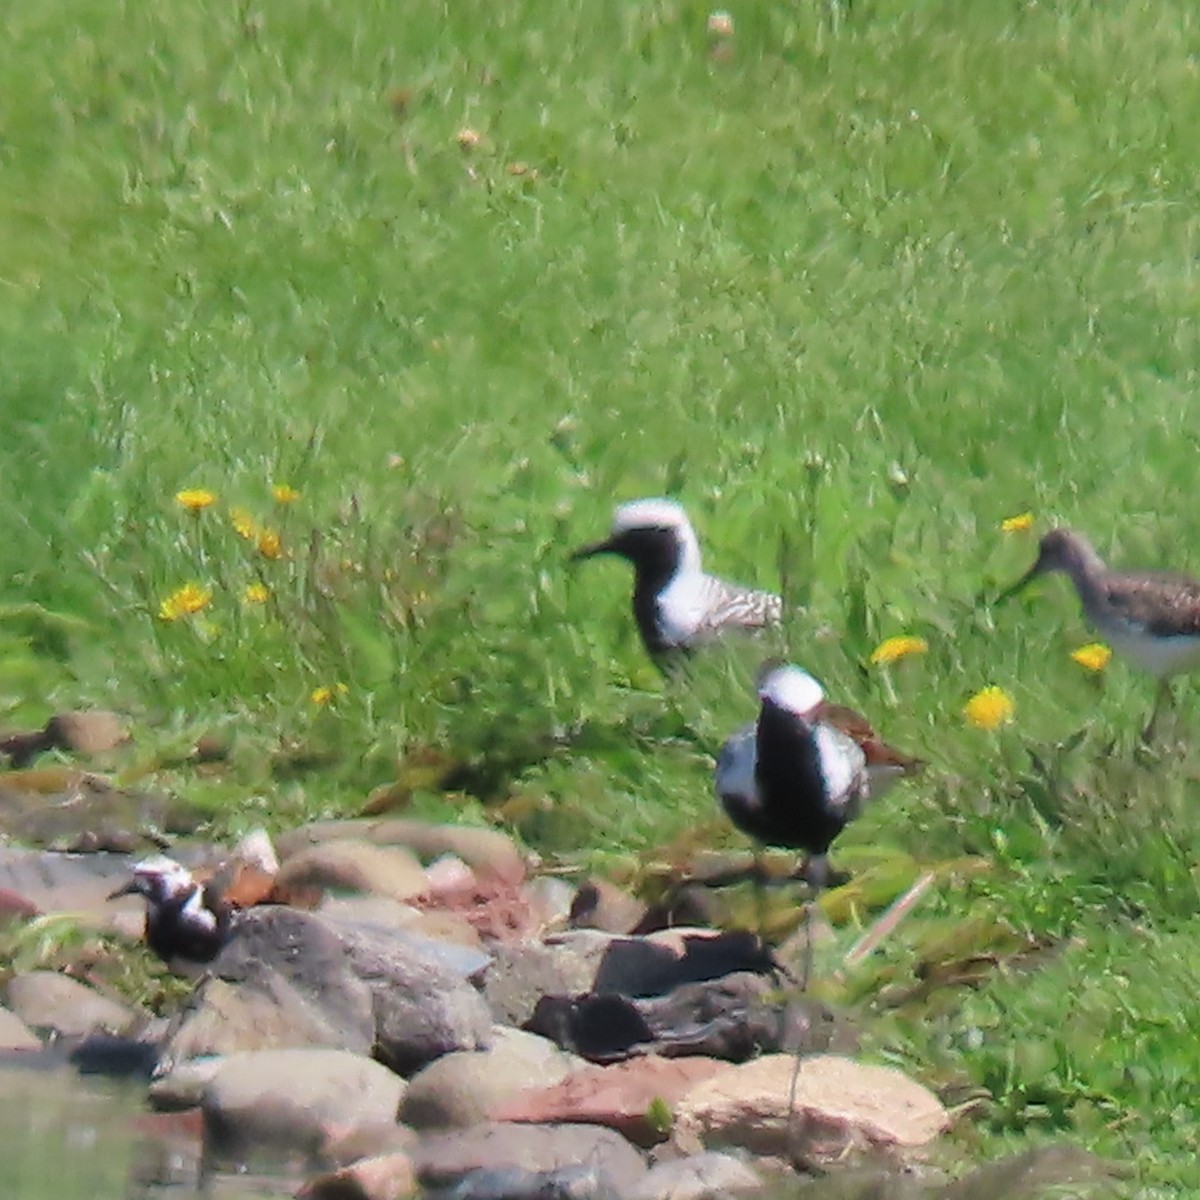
[572,498,782,662]
[715,662,922,983]
[1000,527,1200,741]
[108,855,233,966]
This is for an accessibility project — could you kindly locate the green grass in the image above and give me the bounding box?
[5,0,1200,1191]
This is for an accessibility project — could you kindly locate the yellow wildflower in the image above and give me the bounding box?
[311,683,349,706]
[230,508,258,540]
[1071,643,1112,672]
[158,583,212,622]
[272,484,300,504]
[1000,512,1035,533]
[176,488,217,513]
[870,635,928,666]
[257,529,284,560]
[244,582,270,605]
[963,686,1015,731]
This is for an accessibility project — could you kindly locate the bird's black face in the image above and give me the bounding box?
[107,862,194,907]
[571,526,683,583]
[995,531,1072,604]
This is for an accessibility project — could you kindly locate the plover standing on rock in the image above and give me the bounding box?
[571,498,783,663]
[108,855,234,967]
[715,662,922,983]
[999,527,1200,741]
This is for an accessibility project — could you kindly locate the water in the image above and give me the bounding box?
[0,1062,293,1200]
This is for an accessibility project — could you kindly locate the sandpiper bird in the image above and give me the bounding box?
[1001,528,1200,741]
[571,498,783,662]
[108,855,233,966]
[715,663,922,982]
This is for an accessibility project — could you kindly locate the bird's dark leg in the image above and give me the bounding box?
[798,854,829,992]
[1142,679,1173,744]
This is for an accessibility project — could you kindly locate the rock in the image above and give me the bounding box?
[149,1056,223,1110]
[0,1004,41,1051]
[0,847,139,917]
[629,1152,762,1200]
[442,1164,620,1200]
[425,854,478,896]
[672,1054,949,1161]
[525,876,577,933]
[936,1145,1132,1199]
[298,1151,416,1200]
[5,970,141,1038]
[0,887,39,922]
[277,819,526,887]
[202,1048,406,1165]
[45,710,130,756]
[484,930,778,1027]
[320,895,483,949]
[494,1056,727,1147]
[319,1122,419,1170]
[414,1122,646,1194]
[231,827,280,874]
[276,839,430,904]
[568,879,648,935]
[329,917,493,1075]
[159,908,375,1066]
[401,1026,579,1129]
[69,1031,161,1077]
[526,973,843,1065]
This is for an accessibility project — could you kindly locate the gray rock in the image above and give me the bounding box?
[330,917,493,1075]
[149,1056,223,1111]
[298,1150,416,1200]
[629,1152,762,1200]
[414,1122,646,1194]
[440,1163,620,1200]
[5,970,140,1038]
[401,1026,579,1129]
[935,1145,1131,1199]
[0,1004,40,1050]
[158,907,375,1067]
[320,911,492,980]
[202,1047,406,1166]
[567,878,648,935]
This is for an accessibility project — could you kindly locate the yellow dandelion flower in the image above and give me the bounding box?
[1071,643,1112,672]
[870,635,929,666]
[230,508,258,540]
[176,488,217,512]
[158,583,212,622]
[272,484,300,504]
[244,582,270,604]
[1000,512,1035,533]
[257,528,284,560]
[963,686,1015,731]
[310,683,349,706]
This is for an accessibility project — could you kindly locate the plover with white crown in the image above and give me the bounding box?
[108,855,233,966]
[571,498,783,662]
[715,662,922,983]
[1000,527,1200,741]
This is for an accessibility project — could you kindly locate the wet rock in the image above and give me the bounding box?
[629,1152,763,1200]
[401,1026,579,1130]
[45,710,130,756]
[484,930,778,1028]
[329,917,493,1075]
[526,973,841,1065]
[277,819,527,887]
[202,1047,406,1166]
[69,1031,161,1077]
[276,839,430,904]
[298,1151,416,1200]
[568,878,647,935]
[441,1163,621,1200]
[159,908,375,1066]
[493,1056,726,1147]
[413,1122,646,1194]
[936,1145,1131,1199]
[673,1054,949,1162]
[0,1004,41,1051]
[5,970,141,1038]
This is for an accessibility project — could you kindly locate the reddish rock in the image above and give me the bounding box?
[45,711,130,756]
[493,1056,727,1146]
[410,876,536,944]
[0,887,39,922]
[132,1108,205,1141]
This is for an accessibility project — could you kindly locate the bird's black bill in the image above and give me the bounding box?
[106,879,139,901]
[991,564,1041,606]
[569,538,616,562]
